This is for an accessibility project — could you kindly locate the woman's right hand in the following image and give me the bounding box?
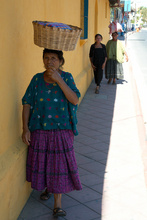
[91,63,96,71]
[125,55,129,62]
[45,65,61,83]
[22,129,31,145]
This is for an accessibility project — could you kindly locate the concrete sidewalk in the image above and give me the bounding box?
[18,61,147,220]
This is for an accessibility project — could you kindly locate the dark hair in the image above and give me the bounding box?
[95,34,103,40]
[112,31,118,35]
[43,48,65,66]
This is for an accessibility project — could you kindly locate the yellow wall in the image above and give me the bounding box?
[0,0,110,219]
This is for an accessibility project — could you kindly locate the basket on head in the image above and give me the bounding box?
[32,21,82,51]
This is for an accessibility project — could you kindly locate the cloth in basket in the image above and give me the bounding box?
[37,21,72,30]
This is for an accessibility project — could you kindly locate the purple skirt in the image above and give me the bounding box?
[26,129,82,193]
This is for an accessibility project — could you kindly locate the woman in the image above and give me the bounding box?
[22,49,82,217]
[105,31,128,84]
[89,34,107,94]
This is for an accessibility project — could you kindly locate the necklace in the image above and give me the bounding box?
[44,82,57,94]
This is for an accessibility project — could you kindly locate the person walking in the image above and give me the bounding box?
[89,34,107,94]
[105,31,128,84]
[22,48,82,217]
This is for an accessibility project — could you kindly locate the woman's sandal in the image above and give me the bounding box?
[40,189,52,200]
[107,79,112,84]
[95,88,99,94]
[53,208,66,217]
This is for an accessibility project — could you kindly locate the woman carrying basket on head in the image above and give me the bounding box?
[22,48,82,217]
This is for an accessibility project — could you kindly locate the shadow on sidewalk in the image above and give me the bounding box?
[69,78,118,219]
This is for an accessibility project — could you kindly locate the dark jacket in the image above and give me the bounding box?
[89,43,107,64]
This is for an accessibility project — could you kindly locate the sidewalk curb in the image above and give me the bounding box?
[130,56,147,140]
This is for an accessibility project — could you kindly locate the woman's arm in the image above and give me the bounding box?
[124,51,129,62]
[90,57,96,70]
[57,76,79,105]
[102,57,107,70]
[102,44,108,69]
[89,44,96,70]
[22,104,31,145]
[120,41,128,62]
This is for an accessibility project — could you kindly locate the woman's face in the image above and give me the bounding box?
[95,36,102,43]
[43,53,62,70]
[112,33,118,41]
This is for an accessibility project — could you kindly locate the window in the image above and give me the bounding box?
[80,0,89,39]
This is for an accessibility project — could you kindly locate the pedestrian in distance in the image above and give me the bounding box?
[105,31,128,85]
[89,34,107,94]
[22,48,82,217]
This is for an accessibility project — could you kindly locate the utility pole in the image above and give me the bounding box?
[125,3,129,46]
[124,0,131,46]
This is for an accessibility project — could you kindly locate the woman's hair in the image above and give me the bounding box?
[112,31,118,36]
[95,34,103,40]
[43,48,65,66]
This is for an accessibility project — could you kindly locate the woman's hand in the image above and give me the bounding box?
[102,58,107,70]
[126,55,129,62]
[91,63,96,71]
[124,52,129,62]
[102,63,106,70]
[22,129,31,145]
[45,65,61,82]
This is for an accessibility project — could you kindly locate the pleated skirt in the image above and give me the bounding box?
[105,59,124,79]
[26,129,82,193]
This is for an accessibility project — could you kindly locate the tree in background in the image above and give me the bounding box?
[139,7,147,24]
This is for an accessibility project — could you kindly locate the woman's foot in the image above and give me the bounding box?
[40,189,51,200]
[95,86,99,94]
[107,79,112,84]
[53,208,66,217]
[53,194,65,216]
[112,79,116,85]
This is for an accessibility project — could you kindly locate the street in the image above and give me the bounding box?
[127,28,147,84]
[127,28,147,136]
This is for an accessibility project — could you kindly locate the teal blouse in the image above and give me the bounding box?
[22,71,81,135]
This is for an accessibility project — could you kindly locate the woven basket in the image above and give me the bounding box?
[32,21,82,51]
